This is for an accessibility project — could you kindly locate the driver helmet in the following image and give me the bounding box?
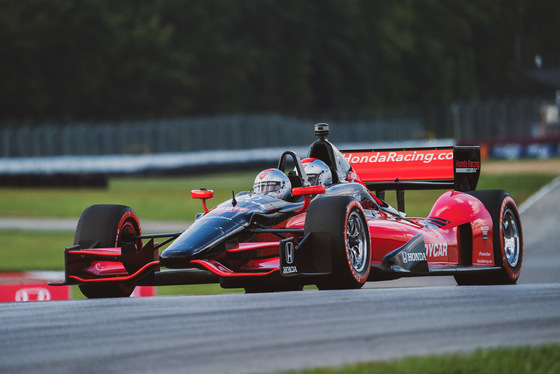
[252,169,292,200]
[302,158,332,186]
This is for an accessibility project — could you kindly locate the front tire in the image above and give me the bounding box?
[455,190,523,285]
[74,204,143,298]
[305,196,371,290]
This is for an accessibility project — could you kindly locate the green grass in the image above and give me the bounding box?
[281,345,560,374]
[0,230,74,271]
[0,172,555,221]
[0,170,258,221]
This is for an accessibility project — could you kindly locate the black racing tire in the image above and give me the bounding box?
[455,190,523,285]
[305,196,371,290]
[74,204,143,298]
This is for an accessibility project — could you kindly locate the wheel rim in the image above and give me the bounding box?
[115,220,141,296]
[346,210,368,273]
[502,207,520,268]
[116,220,141,249]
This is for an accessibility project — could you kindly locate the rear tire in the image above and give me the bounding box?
[305,196,371,290]
[455,190,523,285]
[74,204,143,298]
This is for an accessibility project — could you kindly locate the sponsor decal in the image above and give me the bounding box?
[0,282,71,303]
[344,150,453,165]
[455,167,478,173]
[15,287,51,302]
[481,226,490,240]
[478,251,492,257]
[455,160,480,174]
[282,266,298,274]
[284,241,295,265]
[281,240,298,275]
[342,149,454,182]
[211,206,250,214]
[401,251,427,264]
[455,160,480,169]
[256,169,273,180]
[476,259,493,265]
[527,143,552,159]
[492,144,523,160]
[425,242,448,257]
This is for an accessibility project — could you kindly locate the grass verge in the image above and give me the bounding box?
[0,172,555,220]
[0,170,258,221]
[281,344,560,374]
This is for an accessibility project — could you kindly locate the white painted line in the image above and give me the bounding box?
[518,176,560,215]
[0,218,189,233]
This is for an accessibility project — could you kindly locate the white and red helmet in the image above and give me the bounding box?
[302,158,332,186]
[252,169,292,200]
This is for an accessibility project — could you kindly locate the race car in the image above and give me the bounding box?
[51,123,523,297]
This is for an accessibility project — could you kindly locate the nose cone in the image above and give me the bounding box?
[160,194,279,268]
[160,216,245,268]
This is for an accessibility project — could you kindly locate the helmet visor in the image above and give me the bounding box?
[307,174,319,186]
[253,181,281,195]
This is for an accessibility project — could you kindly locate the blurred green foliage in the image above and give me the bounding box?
[1,0,558,122]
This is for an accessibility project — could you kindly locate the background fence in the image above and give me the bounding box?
[0,115,425,158]
[0,97,549,158]
[452,97,545,141]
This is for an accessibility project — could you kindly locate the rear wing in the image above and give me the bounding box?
[341,146,481,211]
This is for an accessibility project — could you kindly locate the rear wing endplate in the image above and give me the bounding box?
[341,146,480,212]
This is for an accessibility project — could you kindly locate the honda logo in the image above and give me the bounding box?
[15,287,51,302]
[285,241,295,265]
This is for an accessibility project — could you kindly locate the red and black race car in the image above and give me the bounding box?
[51,123,523,297]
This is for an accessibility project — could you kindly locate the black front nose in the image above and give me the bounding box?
[160,224,233,269]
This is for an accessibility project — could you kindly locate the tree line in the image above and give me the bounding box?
[1,0,558,123]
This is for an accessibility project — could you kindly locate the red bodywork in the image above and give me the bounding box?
[65,190,494,282]
[53,143,504,289]
[211,189,496,275]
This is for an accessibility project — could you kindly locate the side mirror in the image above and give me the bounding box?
[292,185,326,196]
[292,185,325,213]
[191,189,214,213]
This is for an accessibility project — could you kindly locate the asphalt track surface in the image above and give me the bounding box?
[1,180,560,374]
